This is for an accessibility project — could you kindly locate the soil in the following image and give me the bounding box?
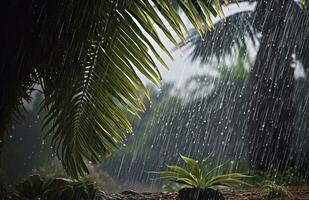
[101,187,309,200]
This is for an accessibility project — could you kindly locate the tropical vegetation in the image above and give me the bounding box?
[3,175,104,200]
[260,180,293,198]
[1,0,309,199]
[153,155,250,189]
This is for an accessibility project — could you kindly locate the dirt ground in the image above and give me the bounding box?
[102,187,309,200]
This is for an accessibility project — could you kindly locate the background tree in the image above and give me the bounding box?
[247,0,296,171]
[182,0,309,172]
[1,93,52,183]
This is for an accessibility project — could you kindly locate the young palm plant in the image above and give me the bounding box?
[153,155,250,199]
[154,155,250,189]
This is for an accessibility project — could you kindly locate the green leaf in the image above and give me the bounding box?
[37,0,226,179]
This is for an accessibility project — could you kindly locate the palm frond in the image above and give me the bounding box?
[35,0,226,178]
[300,0,309,8]
[181,11,257,64]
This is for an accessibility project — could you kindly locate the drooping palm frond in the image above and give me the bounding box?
[181,10,257,64]
[30,0,228,178]
[181,0,309,65]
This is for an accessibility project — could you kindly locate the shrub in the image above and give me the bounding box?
[33,159,122,193]
[14,174,105,200]
[260,180,293,198]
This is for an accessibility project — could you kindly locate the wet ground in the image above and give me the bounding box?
[102,187,309,200]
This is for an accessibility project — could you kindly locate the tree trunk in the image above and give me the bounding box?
[248,0,296,172]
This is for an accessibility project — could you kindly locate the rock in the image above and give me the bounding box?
[121,190,139,195]
[178,188,225,200]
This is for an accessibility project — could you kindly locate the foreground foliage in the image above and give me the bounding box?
[260,180,293,198]
[154,155,250,189]
[2,175,104,200]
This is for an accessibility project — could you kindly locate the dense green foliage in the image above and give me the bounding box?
[2,175,104,200]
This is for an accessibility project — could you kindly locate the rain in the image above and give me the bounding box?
[1,0,309,199]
